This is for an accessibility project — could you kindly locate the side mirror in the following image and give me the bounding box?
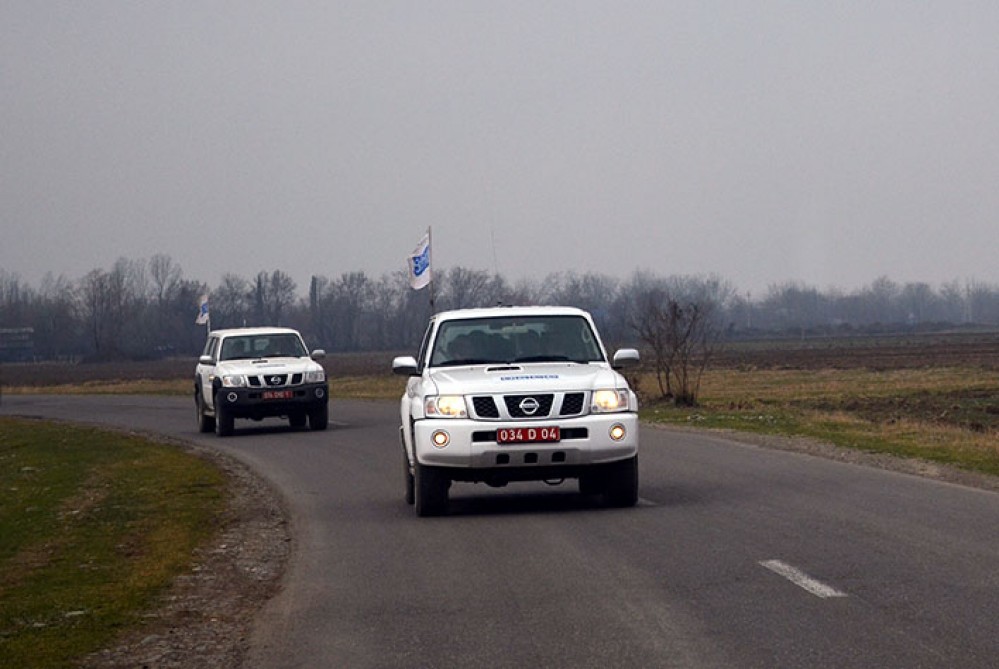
[198,355,214,365]
[311,349,326,360]
[392,356,419,376]
[612,348,640,369]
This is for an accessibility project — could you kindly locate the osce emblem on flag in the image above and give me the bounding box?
[407,233,432,290]
[195,294,210,325]
[412,245,430,277]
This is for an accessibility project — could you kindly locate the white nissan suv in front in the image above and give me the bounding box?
[393,306,640,516]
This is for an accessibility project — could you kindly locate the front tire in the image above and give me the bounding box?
[195,392,215,433]
[308,404,329,431]
[414,462,449,517]
[603,455,639,508]
[215,396,234,437]
[403,450,415,505]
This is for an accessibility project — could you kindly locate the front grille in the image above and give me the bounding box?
[471,392,589,420]
[560,392,585,416]
[504,394,554,418]
[263,374,288,386]
[472,396,500,418]
[246,374,302,388]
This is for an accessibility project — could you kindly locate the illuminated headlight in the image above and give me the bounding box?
[304,370,326,383]
[221,374,247,388]
[591,389,630,413]
[425,395,467,418]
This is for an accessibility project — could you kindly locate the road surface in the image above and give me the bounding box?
[3,395,997,668]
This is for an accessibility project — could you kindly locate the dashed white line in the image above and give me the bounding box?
[760,559,848,599]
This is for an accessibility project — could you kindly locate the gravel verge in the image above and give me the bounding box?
[80,438,291,669]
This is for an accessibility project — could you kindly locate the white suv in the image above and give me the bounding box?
[393,306,640,516]
[195,327,329,437]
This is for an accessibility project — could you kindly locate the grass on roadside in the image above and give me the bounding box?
[0,418,225,669]
[1,379,191,396]
[640,367,999,477]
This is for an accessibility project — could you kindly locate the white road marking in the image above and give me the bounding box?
[759,559,848,599]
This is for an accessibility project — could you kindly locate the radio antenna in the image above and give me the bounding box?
[490,225,500,276]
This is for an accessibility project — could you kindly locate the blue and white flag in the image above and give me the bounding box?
[195,294,210,325]
[407,231,432,290]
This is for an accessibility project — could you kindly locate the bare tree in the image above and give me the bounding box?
[631,287,677,400]
[77,269,113,358]
[212,274,251,329]
[439,267,497,310]
[251,270,297,326]
[630,281,723,406]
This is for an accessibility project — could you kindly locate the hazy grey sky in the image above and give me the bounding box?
[3,1,998,295]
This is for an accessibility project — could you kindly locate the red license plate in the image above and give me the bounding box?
[496,426,561,444]
[262,390,293,400]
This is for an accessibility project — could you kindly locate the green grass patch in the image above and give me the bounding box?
[0,418,225,669]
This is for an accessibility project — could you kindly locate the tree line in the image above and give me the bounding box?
[2,254,998,363]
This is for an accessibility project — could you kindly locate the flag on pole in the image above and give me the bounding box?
[407,231,432,291]
[195,294,210,325]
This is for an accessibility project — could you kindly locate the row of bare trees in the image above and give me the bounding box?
[3,258,999,403]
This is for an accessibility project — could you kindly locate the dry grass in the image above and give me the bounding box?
[639,365,999,476]
[2,379,191,396]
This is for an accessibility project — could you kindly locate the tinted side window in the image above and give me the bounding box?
[416,321,434,371]
[202,336,219,360]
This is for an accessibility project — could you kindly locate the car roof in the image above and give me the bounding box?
[210,327,302,338]
[431,305,591,323]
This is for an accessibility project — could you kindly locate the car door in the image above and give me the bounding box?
[197,336,220,410]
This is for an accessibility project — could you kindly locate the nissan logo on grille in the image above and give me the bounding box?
[270,376,282,386]
[518,397,540,416]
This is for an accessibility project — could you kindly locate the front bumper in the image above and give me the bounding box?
[216,382,328,418]
[412,412,638,470]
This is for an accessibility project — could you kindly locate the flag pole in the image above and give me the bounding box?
[428,226,435,310]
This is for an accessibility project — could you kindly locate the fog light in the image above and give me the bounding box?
[227,392,238,403]
[432,430,450,448]
[609,424,626,441]
[315,388,325,398]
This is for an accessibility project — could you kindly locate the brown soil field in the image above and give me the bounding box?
[0,351,398,389]
[2,332,997,389]
[713,330,999,371]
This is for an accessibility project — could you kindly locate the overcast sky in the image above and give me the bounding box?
[3,1,998,296]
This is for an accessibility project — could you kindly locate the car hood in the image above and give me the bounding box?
[214,357,322,376]
[426,362,626,395]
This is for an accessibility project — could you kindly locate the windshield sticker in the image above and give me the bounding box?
[499,374,560,381]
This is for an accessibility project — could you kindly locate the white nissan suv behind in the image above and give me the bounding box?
[393,306,640,516]
[195,327,329,437]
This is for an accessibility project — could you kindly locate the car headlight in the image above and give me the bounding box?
[425,395,468,418]
[305,370,326,383]
[591,389,630,413]
[221,374,247,388]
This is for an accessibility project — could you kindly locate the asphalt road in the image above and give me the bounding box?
[3,395,997,668]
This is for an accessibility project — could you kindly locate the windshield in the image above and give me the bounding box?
[219,334,308,361]
[429,315,604,367]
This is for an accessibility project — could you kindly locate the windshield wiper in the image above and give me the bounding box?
[436,358,495,367]
[511,355,594,364]
[511,355,568,363]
